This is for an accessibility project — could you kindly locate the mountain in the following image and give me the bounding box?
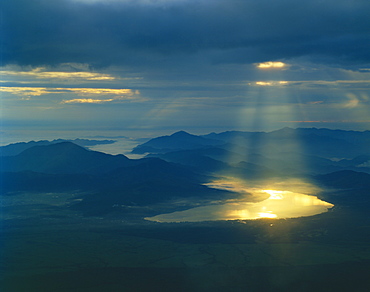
[0,138,116,156]
[131,131,224,154]
[315,170,370,190]
[229,161,280,179]
[146,149,229,174]
[0,142,130,174]
[0,171,100,194]
[337,155,370,169]
[313,170,370,209]
[202,128,370,159]
[0,140,53,156]
[202,130,265,142]
[133,128,370,177]
[293,128,370,148]
[142,148,350,177]
[72,158,231,215]
[0,141,232,216]
[2,128,370,217]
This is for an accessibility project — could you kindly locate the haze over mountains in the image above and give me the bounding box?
[135,128,370,176]
[1,127,370,217]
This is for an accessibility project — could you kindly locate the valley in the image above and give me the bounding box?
[1,128,370,291]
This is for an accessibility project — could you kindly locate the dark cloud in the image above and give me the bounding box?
[3,0,370,69]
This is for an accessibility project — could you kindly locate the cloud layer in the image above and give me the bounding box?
[1,0,370,135]
[3,0,370,68]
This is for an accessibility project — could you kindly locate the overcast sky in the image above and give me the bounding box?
[1,0,370,139]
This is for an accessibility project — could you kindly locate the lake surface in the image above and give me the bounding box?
[146,179,334,223]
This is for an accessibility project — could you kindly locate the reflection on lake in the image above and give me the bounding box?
[145,179,334,223]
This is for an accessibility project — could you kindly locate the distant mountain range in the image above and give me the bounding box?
[1,128,369,216]
[135,128,370,176]
[133,128,370,158]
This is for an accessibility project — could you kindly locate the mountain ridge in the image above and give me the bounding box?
[1,142,130,174]
[2,128,369,217]
[0,138,116,156]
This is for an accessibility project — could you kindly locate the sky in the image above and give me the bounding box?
[1,0,370,141]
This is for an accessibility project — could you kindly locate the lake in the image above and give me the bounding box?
[146,178,334,223]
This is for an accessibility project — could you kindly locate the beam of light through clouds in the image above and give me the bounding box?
[1,0,370,136]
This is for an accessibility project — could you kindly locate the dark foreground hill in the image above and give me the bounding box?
[315,170,370,189]
[311,170,370,211]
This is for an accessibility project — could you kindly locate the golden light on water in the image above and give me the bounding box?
[145,179,334,223]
